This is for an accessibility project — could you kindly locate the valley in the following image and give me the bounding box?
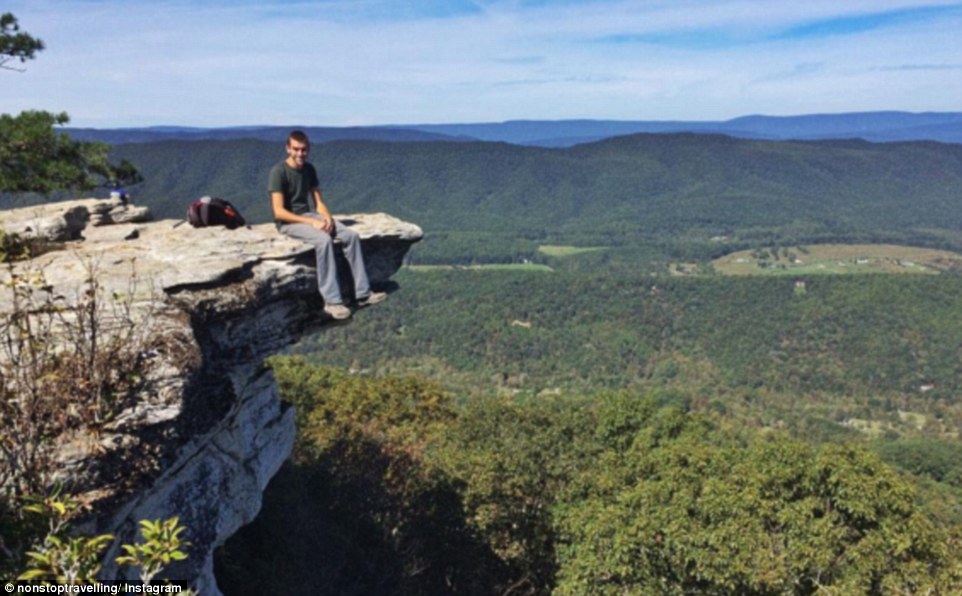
[714,243,962,275]
[6,125,962,594]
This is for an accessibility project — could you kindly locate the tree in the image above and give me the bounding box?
[0,13,43,71]
[0,12,140,193]
[554,434,961,594]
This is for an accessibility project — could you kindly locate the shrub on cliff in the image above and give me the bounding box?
[6,488,192,589]
[0,264,164,497]
[0,262,179,579]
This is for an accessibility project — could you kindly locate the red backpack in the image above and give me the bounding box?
[187,196,248,229]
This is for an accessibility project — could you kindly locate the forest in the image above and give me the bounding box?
[95,131,959,594]
[216,251,962,593]
[215,354,962,594]
[60,132,962,267]
[4,127,962,593]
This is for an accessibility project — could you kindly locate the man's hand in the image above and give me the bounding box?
[310,216,334,233]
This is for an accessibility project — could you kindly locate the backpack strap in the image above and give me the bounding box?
[187,196,213,227]
[199,197,212,226]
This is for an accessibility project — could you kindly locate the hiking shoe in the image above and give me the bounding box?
[324,303,352,320]
[357,292,387,307]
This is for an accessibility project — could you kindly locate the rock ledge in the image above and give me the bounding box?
[0,198,422,594]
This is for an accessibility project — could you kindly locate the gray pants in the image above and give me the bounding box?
[278,215,371,305]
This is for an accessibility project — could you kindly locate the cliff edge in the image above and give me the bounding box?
[0,198,422,594]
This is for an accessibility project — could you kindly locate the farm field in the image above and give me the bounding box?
[405,263,554,272]
[713,243,962,275]
[537,244,608,257]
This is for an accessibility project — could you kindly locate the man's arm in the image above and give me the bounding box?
[271,189,333,233]
[312,188,335,232]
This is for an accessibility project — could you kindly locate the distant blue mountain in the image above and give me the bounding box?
[720,112,962,143]
[392,112,962,146]
[66,111,962,146]
[64,125,458,145]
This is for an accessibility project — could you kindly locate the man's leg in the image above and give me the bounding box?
[331,222,373,299]
[278,220,344,305]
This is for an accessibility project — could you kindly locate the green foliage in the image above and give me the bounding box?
[430,394,598,593]
[268,355,455,458]
[293,269,962,402]
[217,357,507,595]
[554,432,958,595]
[17,491,114,583]
[0,12,44,70]
[91,133,962,264]
[9,490,191,588]
[222,359,962,594]
[0,110,142,193]
[19,533,114,583]
[0,13,140,194]
[115,518,190,585]
[873,437,962,487]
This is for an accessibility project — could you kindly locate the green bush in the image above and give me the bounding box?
[555,437,959,595]
[219,358,962,595]
[873,437,962,486]
[217,357,507,595]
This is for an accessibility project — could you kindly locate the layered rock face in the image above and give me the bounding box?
[0,198,422,594]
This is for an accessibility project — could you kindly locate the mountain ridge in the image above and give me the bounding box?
[80,132,962,266]
[65,111,962,147]
[7,129,961,265]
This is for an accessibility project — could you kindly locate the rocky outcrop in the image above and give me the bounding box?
[0,198,422,594]
[0,196,153,241]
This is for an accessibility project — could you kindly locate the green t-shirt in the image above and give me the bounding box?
[268,160,320,219]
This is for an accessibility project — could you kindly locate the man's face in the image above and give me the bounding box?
[286,139,310,168]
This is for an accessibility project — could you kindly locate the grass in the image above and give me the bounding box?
[406,263,554,272]
[844,410,931,438]
[538,245,608,258]
[712,244,962,276]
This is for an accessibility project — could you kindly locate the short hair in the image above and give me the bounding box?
[288,130,309,146]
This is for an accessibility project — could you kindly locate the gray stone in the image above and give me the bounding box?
[0,197,150,241]
[0,198,422,594]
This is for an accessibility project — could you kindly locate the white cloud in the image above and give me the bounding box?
[4,0,961,126]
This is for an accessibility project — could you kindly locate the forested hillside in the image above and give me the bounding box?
[99,134,962,264]
[6,127,962,594]
[292,268,962,432]
[210,262,962,594]
[216,357,962,595]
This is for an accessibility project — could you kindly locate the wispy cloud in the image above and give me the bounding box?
[592,2,962,48]
[5,0,962,126]
[876,63,962,71]
[772,3,962,40]
[754,62,828,83]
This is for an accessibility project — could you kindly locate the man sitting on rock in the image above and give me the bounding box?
[269,130,386,319]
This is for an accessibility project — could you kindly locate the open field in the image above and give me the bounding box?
[713,244,962,276]
[405,263,554,272]
[537,245,608,257]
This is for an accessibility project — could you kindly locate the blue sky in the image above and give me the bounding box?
[4,0,962,127]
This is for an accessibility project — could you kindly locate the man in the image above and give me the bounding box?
[269,130,385,319]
